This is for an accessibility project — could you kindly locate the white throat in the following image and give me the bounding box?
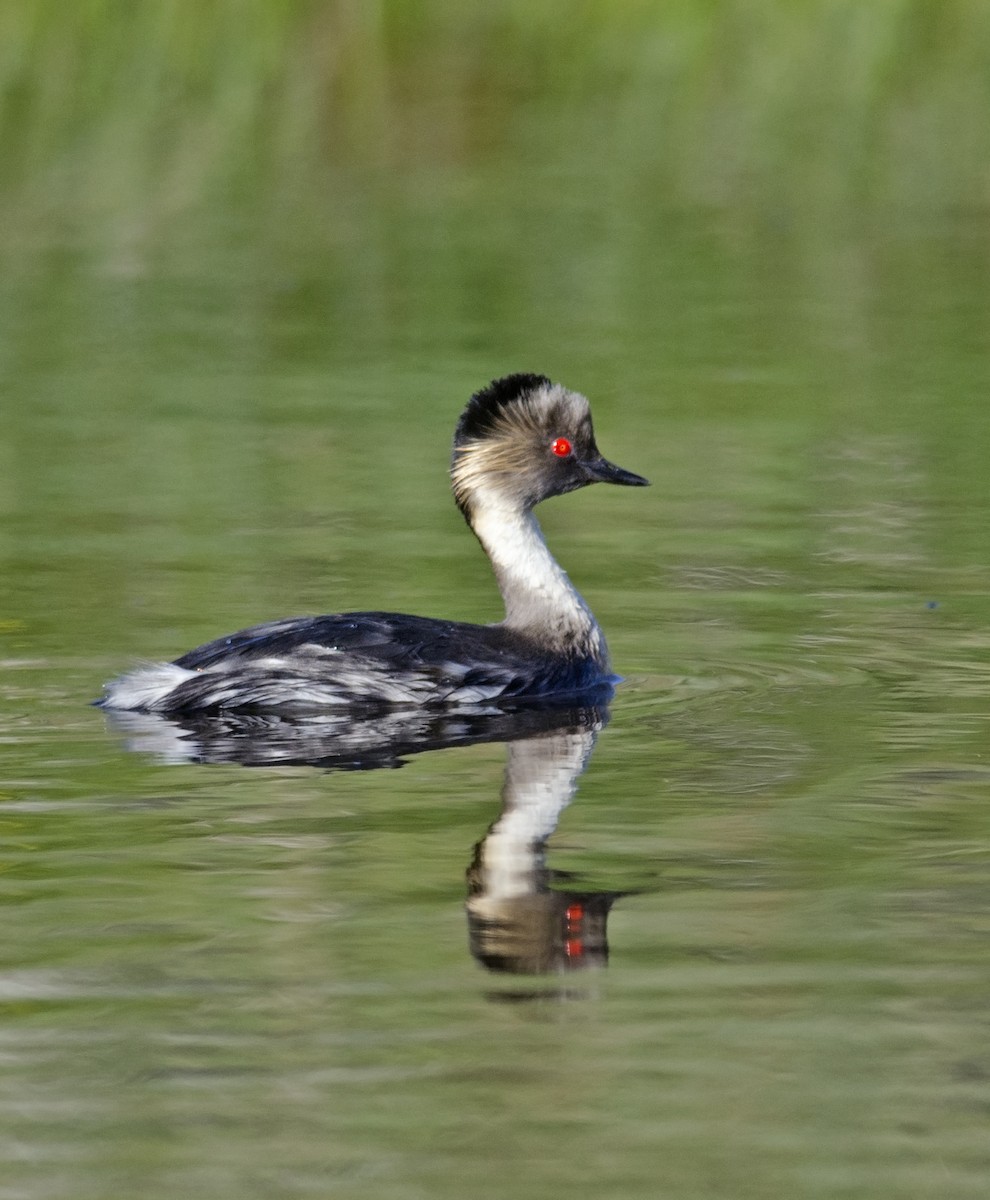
[468,492,607,661]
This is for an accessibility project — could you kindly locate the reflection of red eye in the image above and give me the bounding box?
[551,437,572,457]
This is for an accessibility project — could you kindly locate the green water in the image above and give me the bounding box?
[3,4,990,1198]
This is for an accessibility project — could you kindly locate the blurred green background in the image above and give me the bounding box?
[2,4,990,1200]
[4,0,990,645]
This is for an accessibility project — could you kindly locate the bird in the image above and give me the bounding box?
[97,373,648,713]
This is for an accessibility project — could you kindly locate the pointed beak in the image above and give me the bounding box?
[582,455,650,488]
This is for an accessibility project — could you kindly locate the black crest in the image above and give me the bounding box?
[454,373,552,445]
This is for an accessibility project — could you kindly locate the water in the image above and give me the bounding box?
[3,6,990,1198]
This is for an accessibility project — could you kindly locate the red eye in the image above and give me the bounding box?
[551,437,572,457]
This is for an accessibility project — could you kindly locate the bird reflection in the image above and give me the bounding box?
[103,697,626,976]
[467,721,625,975]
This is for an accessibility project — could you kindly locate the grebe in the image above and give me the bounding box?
[98,374,648,713]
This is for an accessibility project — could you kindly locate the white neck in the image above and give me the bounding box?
[468,493,607,661]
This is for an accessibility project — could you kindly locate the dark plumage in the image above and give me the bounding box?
[455,374,553,443]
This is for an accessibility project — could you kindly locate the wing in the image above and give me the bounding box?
[174,612,505,667]
[162,612,578,711]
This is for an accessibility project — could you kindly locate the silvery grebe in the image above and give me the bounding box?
[98,374,648,713]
